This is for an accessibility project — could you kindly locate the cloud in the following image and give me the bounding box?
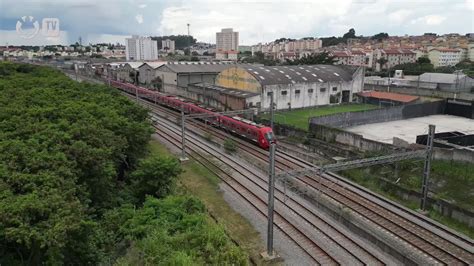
[0,0,472,45]
[466,0,474,10]
[135,14,144,24]
[388,9,413,24]
[411,15,446,26]
[158,0,353,44]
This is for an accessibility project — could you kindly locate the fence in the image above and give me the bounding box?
[309,100,446,128]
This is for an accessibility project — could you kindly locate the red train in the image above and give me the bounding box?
[108,80,275,149]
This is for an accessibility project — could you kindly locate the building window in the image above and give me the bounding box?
[320,88,326,92]
[308,88,314,93]
[332,87,338,92]
[295,89,300,94]
[281,90,287,96]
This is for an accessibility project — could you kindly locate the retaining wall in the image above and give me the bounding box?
[375,177,474,228]
[310,124,395,152]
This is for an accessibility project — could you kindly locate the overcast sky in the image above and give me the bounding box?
[0,0,473,46]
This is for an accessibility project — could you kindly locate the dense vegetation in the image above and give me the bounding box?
[0,62,247,264]
[341,159,474,237]
[151,35,197,50]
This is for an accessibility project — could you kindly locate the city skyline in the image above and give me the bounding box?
[0,0,473,46]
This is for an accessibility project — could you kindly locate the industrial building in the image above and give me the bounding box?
[209,64,365,110]
[137,62,166,86]
[154,62,237,94]
[358,91,419,106]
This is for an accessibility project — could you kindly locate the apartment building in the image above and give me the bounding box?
[216,28,239,60]
[373,49,416,71]
[161,39,175,53]
[428,48,462,67]
[125,35,158,61]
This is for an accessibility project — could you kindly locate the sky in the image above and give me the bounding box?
[0,0,473,46]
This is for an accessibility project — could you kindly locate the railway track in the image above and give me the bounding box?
[151,111,390,265]
[118,86,474,264]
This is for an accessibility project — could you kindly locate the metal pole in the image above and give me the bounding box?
[420,124,435,211]
[180,109,188,161]
[135,87,139,102]
[270,92,274,130]
[267,142,276,256]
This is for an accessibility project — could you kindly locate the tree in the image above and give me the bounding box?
[343,28,356,39]
[130,156,182,201]
[371,32,389,41]
[151,35,197,50]
[377,57,388,70]
[321,36,345,47]
[106,196,248,265]
[417,57,431,64]
[0,62,152,264]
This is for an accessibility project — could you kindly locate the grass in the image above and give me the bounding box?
[148,139,266,264]
[260,103,379,130]
[340,160,474,238]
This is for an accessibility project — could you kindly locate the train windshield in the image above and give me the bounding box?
[265,132,275,143]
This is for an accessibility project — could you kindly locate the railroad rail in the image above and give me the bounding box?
[151,112,389,265]
[113,82,474,264]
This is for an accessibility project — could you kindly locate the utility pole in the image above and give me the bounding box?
[270,91,274,130]
[420,124,435,212]
[180,108,188,161]
[266,141,277,258]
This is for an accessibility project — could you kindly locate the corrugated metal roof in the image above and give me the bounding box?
[125,62,145,69]
[358,91,419,103]
[419,73,468,84]
[158,61,237,73]
[242,64,357,85]
[141,61,167,69]
[191,83,259,98]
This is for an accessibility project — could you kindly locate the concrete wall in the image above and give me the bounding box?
[433,148,474,164]
[260,67,365,110]
[177,73,218,88]
[309,101,446,128]
[310,124,394,152]
[374,177,474,228]
[261,81,354,110]
[368,85,474,101]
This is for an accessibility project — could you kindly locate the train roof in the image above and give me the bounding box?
[230,116,267,128]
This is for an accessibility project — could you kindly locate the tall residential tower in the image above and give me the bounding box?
[216,28,239,60]
[125,35,158,61]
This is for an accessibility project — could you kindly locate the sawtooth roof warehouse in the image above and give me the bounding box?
[111,61,365,111]
[211,64,365,110]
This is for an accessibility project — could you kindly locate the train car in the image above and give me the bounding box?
[108,79,275,149]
